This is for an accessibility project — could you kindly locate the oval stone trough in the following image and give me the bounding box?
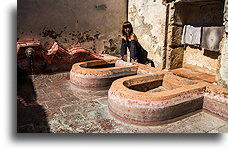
[108,73,207,125]
[70,60,138,88]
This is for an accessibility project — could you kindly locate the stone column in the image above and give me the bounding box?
[165,2,184,70]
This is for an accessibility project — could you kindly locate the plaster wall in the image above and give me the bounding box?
[217,0,228,88]
[217,35,228,88]
[128,0,167,69]
[17,0,127,55]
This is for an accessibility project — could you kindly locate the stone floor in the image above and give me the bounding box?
[17,71,227,133]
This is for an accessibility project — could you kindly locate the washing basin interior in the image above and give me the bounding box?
[79,60,116,69]
[124,74,198,93]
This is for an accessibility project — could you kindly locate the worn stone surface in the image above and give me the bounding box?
[203,87,228,119]
[203,97,227,119]
[135,62,165,75]
[183,46,219,75]
[225,0,228,33]
[217,1,228,87]
[170,68,216,83]
[17,40,121,75]
[17,41,103,74]
[217,34,228,88]
[17,71,227,133]
[217,0,228,88]
[17,0,127,55]
[168,26,183,47]
[168,67,227,118]
[167,47,184,70]
[128,0,167,69]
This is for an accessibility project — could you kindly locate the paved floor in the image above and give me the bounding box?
[17,72,227,133]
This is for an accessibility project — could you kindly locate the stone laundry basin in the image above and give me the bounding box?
[70,60,138,88]
[108,73,207,126]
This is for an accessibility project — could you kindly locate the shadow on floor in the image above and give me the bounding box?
[17,67,50,133]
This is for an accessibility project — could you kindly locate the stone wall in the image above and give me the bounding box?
[216,0,228,88]
[165,4,185,70]
[128,0,167,69]
[17,0,127,56]
[183,46,219,74]
[217,35,228,88]
[172,0,225,74]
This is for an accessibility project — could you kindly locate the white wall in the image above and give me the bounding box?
[128,0,167,69]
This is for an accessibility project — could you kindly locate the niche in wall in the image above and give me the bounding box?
[174,0,225,26]
[172,0,225,75]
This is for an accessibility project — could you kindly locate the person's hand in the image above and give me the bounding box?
[162,1,167,6]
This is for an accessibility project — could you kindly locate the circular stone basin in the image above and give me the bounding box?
[70,60,138,88]
[108,73,207,126]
